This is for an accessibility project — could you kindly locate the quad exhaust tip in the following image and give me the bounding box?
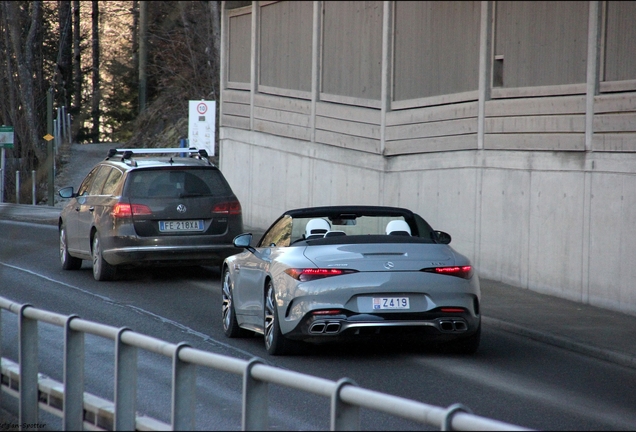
[309,321,341,334]
[439,319,468,332]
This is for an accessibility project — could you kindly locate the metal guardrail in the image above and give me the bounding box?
[0,296,531,431]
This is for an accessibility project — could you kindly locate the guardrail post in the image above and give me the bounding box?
[330,378,359,431]
[172,343,196,431]
[15,170,19,204]
[31,170,36,205]
[18,304,39,429]
[441,403,473,431]
[242,358,267,431]
[0,306,3,409]
[114,327,137,431]
[63,315,84,430]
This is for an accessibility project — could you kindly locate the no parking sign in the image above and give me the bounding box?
[188,100,216,156]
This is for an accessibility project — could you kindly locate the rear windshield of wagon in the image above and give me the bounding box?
[125,168,234,198]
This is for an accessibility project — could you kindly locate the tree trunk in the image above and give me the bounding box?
[91,0,100,142]
[4,1,45,162]
[0,6,18,127]
[209,0,221,101]
[58,0,73,108]
[138,0,147,113]
[72,0,82,140]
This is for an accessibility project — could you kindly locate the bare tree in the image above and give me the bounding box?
[3,1,45,162]
[138,0,147,113]
[91,0,100,141]
[209,0,221,101]
[57,0,73,108]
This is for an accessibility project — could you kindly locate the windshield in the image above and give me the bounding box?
[291,215,410,243]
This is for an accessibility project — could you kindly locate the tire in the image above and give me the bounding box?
[264,280,299,356]
[60,225,82,270]
[222,268,249,338]
[448,324,481,354]
[92,233,116,281]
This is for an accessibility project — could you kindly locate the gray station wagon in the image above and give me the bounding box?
[58,147,244,281]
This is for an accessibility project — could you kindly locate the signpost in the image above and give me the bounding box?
[0,125,14,203]
[188,100,216,157]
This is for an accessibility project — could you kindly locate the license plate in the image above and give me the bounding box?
[159,220,204,232]
[373,297,410,310]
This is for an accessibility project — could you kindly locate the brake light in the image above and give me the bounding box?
[440,307,466,313]
[312,309,343,315]
[423,265,473,279]
[112,203,152,218]
[212,201,242,215]
[284,268,357,282]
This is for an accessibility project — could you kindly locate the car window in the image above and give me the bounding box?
[89,166,113,195]
[126,168,232,198]
[291,215,410,241]
[413,213,436,241]
[259,215,292,247]
[102,167,124,196]
[77,165,102,196]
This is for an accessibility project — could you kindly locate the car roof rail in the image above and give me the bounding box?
[105,147,212,165]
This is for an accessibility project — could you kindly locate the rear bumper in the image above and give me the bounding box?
[102,243,242,266]
[285,311,481,344]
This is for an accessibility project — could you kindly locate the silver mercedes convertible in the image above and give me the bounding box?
[221,206,480,355]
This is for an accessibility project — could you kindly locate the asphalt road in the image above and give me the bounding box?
[1,219,636,430]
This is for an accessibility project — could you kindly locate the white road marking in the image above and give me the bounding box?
[0,261,256,359]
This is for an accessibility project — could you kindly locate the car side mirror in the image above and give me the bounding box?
[435,231,451,244]
[233,233,255,253]
[58,186,75,199]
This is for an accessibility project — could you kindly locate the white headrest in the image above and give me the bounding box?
[385,220,411,236]
[305,218,331,238]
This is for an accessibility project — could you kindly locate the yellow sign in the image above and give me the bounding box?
[43,134,54,141]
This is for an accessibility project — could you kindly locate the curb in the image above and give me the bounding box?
[483,316,636,371]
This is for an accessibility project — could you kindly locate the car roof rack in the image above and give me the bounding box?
[105,147,211,166]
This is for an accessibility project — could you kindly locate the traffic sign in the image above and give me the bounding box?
[189,100,216,157]
[196,102,208,115]
[44,134,54,141]
[0,126,14,149]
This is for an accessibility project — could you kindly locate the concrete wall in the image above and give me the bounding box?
[219,1,636,316]
[220,128,636,316]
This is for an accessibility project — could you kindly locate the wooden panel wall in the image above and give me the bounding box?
[603,1,636,82]
[259,1,313,92]
[253,93,312,141]
[221,90,251,130]
[484,96,586,150]
[221,1,636,155]
[494,1,588,88]
[393,1,480,101]
[321,1,383,101]
[385,102,478,155]
[228,11,252,84]
[314,102,381,153]
[593,93,636,152]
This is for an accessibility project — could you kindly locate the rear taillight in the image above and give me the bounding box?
[284,268,358,282]
[212,200,242,215]
[112,203,152,218]
[440,307,466,313]
[312,309,344,316]
[422,265,473,279]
